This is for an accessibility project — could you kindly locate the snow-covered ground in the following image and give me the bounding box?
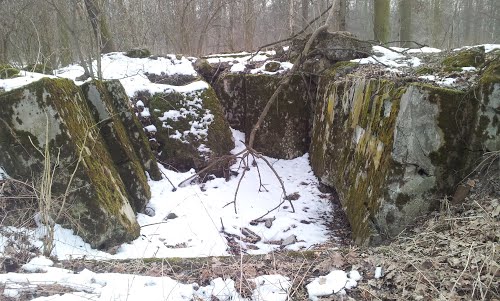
[0,256,362,300]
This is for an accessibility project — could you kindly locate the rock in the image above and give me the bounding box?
[193,58,216,82]
[149,83,234,174]
[102,80,163,181]
[165,212,178,220]
[144,206,155,217]
[281,234,297,247]
[289,31,371,71]
[442,46,485,72]
[472,58,500,151]
[125,48,151,58]
[0,64,20,79]
[0,78,140,249]
[310,74,483,245]
[145,72,198,86]
[264,218,274,228]
[212,73,312,159]
[264,61,281,72]
[81,80,152,213]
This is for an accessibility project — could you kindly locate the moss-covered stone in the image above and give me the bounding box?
[149,83,234,173]
[213,72,312,159]
[472,58,500,151]
[442,46,485,72]
[103,80,163,180]
[479,57,500,86]
[0,78,139,249]
[310,74,478,245]
[125,48,151,58]
[264,61,281,72]
[194,58,215,82]
[81,80,152,213]
[0,64,20,79]
[23,63,53,75]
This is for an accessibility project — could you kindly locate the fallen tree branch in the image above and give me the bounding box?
[178,2,338,219]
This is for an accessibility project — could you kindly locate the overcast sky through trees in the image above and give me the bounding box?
[1,0,499,68]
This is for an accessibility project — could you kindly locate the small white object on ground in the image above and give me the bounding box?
[306,269,362,300]
[375,266,383,279]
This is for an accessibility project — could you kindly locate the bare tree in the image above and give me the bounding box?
[374,0,390,43]
[399,0,411,47]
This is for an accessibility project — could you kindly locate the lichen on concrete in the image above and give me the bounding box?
[81,80,152,213]
[442,46,485,72]
[103,80,163,181]
[0,78,140,249]
[213,72,312,159]
[309,72,480,245]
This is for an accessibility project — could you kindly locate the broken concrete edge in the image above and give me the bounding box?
[0,78,142,249]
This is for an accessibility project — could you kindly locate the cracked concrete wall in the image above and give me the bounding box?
[310,77,479,245]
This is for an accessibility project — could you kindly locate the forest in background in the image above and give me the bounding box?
[1,0,500,69]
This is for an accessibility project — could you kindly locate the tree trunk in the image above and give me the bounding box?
[398,0,411,47]
[331,0,347,31]
[373,0,390,43]
[244,0,255,50]
[289,0,295,34]
[463,0,473,45]
[83,0,116,54]
[301,0,309,28]
[432,0,442,47]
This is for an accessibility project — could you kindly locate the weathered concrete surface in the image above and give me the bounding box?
[213,73,312,159]
[473,59,500,152]
[81,80,152,213]
[0,78,140,249]
[149,83,234,173]
[103,80,163,181]
[310,75,479,245]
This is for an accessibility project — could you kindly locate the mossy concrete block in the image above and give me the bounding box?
[81,80,152,213]
[0,78,139,249]
[264,61,281,72]
[0,64,20,79]
[442,46,485,72]
[473,59,500,151]
[213,73,312,159]
[102,80,162,181]
[310,77,477,245]
[125,48,151,58]
[150,83,234,173]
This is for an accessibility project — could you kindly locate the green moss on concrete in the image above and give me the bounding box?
[310,77,405,244]
[104,81,162,181]
[413,83,472,189]
[237,73,311,159]
[81,80,152,213]
[150,84,234,173]
[264,61,281,72]
[201,87,234,159]
[125,48,151,58]
[0,64,20,79]
[0,78,140,249]
[442,47,485,72]
[479,58,500,87]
